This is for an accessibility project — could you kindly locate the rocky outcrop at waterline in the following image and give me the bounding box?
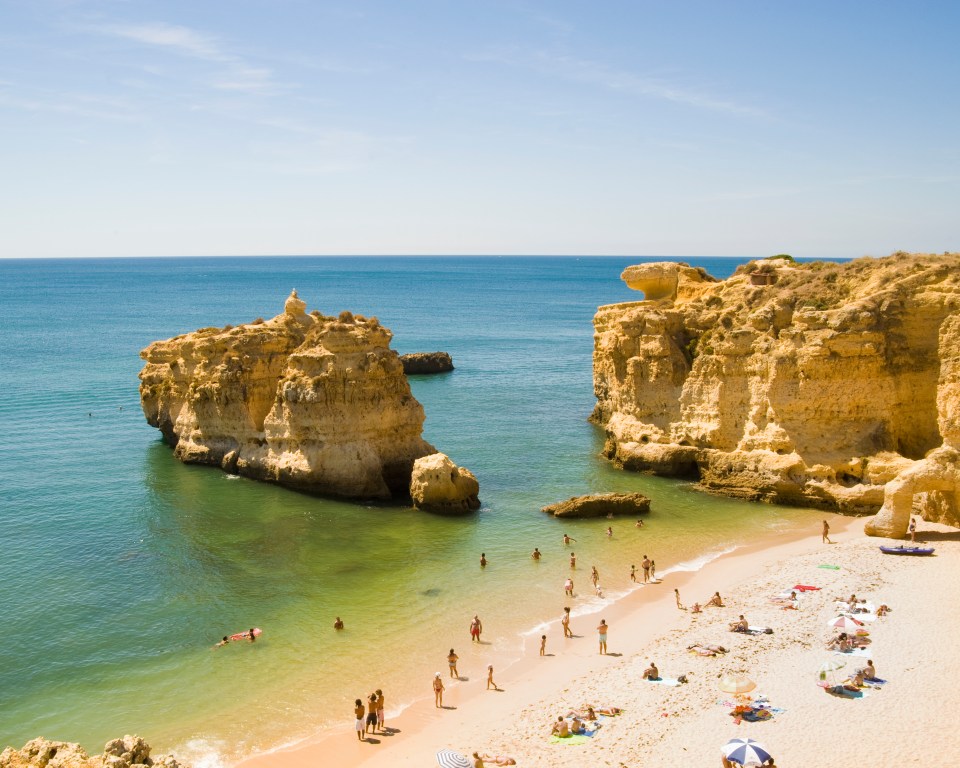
[591,253,960,536]
[0,736,186,768]
[139,291,477,502]
[409,452,481,514]
[541,492,651,518]
[400,352,454,374]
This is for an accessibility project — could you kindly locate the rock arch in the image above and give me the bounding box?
[864,447,960,537]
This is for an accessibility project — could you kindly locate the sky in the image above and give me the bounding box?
[1,0,958,259]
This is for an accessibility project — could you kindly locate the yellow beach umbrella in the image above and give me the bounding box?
[718,673,757,695]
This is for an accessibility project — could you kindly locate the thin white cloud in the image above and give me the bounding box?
[91,21,287,95]
[468,48,767,118]
[105,22,225,61]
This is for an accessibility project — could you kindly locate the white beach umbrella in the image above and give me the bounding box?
[718,673,757,695]
[721,737,773,766]
[436,749,472,768]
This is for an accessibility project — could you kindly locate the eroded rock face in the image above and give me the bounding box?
[399,352,454,374]
[592,253,960,532]
[0,736,186,768]
[409,453,480,514]
[541,492,651,518]
[140,291,437,500]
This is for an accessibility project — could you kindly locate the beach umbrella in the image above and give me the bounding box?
[718,673,757,695]
[436,749,472,768]
[722,737,772,766]
[817,658,846,688]
[827,615,863,631]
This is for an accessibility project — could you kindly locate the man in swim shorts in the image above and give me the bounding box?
[366,693,378,734]
[354,699,365,741]
[470,615,482,642]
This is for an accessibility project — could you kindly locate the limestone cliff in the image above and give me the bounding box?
[592,254,960,535]
[0,735,185,768]
[140,291,437,500]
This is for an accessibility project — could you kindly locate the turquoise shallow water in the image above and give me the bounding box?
[0,256,826,764]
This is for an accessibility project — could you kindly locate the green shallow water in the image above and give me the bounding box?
[0,256,831,765]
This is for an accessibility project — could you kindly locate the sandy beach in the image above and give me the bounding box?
[238,514,959,768]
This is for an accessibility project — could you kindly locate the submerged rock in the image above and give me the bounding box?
[139,291,437,500]
[399,352,454,374]
[592,252,960,533]
[410,452,480,514]
[541,492,651,518]
[0,736,186,768]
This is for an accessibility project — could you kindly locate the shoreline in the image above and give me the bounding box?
[238,512,868,768]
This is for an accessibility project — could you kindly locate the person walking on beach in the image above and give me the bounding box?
[641,556,651,583]
[562,606,573,637]
[564,577,574,596]
[365,693,378,734]
[487,664,499,690]
[433,673,445,707]
[822,519,832,544]
[630,564,636,582]
[470,615,483,642]
[650,560,656,581]
[376,689,385,731]
[674,589,685,610]
[540,634,547,656]
[354,699,365,740]
[597,619,608,654]
[448,648,460,678]
[909,516,917,542]
[591,566,599,587]
[531,547,541,560]
[563,533,576,545]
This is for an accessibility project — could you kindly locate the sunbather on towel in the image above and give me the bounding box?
[551,716,569,737]
[642,661,659,680]
[729,615,748,632]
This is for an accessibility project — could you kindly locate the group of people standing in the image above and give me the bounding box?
[353,689,385,740]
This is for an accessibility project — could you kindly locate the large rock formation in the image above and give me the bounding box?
[409,453,480,514]
[592,254,960,535]
[399,352,454,374]
[0,736,185,768]
[541,492,651,518]
[140,291,440,500]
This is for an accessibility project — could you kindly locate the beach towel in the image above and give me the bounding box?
[746,626,772,635]
[793,584,820,591]
[647,677,681,686]
[834,647,871,658]
[549,734,592,745]
[827,685,869,699]
[864,677,887,685]
[818,564,841,570]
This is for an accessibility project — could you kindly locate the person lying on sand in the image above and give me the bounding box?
[688,642,727,656]
[705,592,724,607]
[551,716,569,737]
[478,754,516,766]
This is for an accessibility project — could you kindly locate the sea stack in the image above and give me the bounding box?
[591,253,960,536]
[140,291,445,500]
[409,452,481,514]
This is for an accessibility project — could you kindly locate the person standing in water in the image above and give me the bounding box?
[480,552,487,567]
[531,547,541,560]
[562,533,576,545]
[641,556,651,583]
[448,648,460,678]
[376,689,385,731]
[562,606,573,637]
[433,673,445,707]
[630,564,637,582]
[569,552,576,569]
[470,615,483,642]
[591,566,599,587]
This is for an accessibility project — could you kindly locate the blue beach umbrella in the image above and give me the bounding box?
[722,737,772,766]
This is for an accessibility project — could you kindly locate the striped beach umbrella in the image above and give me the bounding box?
[721,737,772,766]
[436,749,472,768]
[827,615,863,631]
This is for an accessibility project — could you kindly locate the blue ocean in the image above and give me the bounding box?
[0,256,826,765]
